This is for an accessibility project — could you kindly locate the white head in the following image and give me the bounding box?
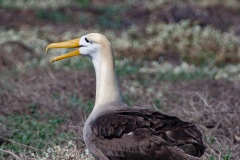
[46,33,112,63]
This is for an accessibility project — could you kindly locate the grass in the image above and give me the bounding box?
[0,26,239,158]
[2,0,240,10]
[0,95,94,159]
[75,0,90,7]
[115,58,142,76]
[0,112,65,158]
[70,95,94,114]
[116,60,240,85]
[96,6,126,30]
[208,149,232,160]
[0,0,74,9]
[36,10,70,22]
[0,1,240,159]
[117,21,240,66]
[1,20,239,69]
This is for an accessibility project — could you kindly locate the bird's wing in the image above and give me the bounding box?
[90,108,205,159]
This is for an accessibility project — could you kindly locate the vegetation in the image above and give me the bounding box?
[0,0,239,159]
[116,21,240,66]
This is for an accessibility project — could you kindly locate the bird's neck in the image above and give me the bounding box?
[91,45,123,112]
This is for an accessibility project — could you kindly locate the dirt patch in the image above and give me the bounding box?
[0,41,37,69]
[0,9,35,29]
[124,4,240,33]
[118,47,182,64]
[1,4,240,33]
[0,5,128,32]
[152,4,240,32]
[0,8,80,33]
[0,68,95,116]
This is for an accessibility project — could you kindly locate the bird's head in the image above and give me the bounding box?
[46,33,111,63]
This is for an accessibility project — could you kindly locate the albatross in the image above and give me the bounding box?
[46,33,205,160]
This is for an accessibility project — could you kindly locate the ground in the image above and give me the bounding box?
[0,0,239,159]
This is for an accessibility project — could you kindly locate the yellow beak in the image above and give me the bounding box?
[46,38,81,63]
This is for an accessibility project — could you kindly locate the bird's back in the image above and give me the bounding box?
[85,107,205,160]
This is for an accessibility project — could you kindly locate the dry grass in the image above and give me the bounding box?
[0,0,74,9]
[0,26,239,159]
[2,0,240,10]
[0,1,240,159]
[1,20,239,69]
[0,68,95,159]
[126,0,240,10]
[1,64,239,159]
[115,21,240,65]
[161,80,240,159]
[0,67,95,115]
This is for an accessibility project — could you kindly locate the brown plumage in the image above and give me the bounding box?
[88,107,205,160]
[46,33,205,160]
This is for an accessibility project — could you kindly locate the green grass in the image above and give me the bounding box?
[115,59,142,76]
[66,57,94,71]
[0,1,239,159]
[0,90,94,159]
[123,93,134,106]
[75,0,90,7]
[96,6,126,30]
[205,135,216,144]
[205,135,233,160]
[36,10,70,22]
[120,21,240,66]
[138,62,240,82]
[70,95,94,114]
[156,68,210,81]
[0,103,69,158]
[222,152,232,160]
[0,0,74,9]
[208,152,232,160]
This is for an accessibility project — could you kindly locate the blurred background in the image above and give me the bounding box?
[0,0,239,159]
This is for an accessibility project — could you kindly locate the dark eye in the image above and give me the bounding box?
[85,38,89,43]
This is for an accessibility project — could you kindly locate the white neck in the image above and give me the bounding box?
[91,44,123,112]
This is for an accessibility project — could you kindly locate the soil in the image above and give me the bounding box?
[0,41,37,69]
[0,68,95,116]
[1,4,240,34]
[152,4,240,32]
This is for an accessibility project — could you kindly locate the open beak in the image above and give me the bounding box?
[46,38,80,63]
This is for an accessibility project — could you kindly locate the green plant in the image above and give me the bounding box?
[36,10,70,22]
[96,6,124,29]
[115,59,141,76]
[205,135,218,144]
[75,0,90,7]
[117,21,240,66]
[84,100,95,113]
[208,152,232,160]
[123,93,134,106]
[208,156,215,160]
[222,151,231,160]
[0,106,67,159]
[70,95,94,113]
[0,0,73,9]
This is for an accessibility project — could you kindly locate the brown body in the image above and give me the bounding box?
[84,105,205,160]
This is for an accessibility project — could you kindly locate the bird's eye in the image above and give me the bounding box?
[85,38,90,43]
